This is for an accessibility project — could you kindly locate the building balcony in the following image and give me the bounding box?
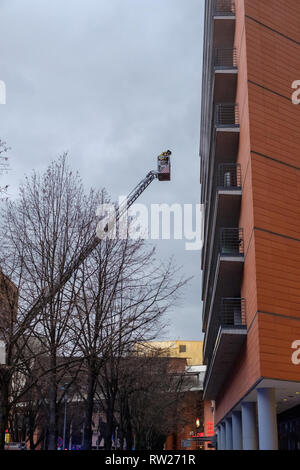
[203,298,247,400]
[200,0,237,207]
[202,165,242,311]
[203,228,244,331]
[214,48,238,102]
[213,104,240,182]
[214,0,235,18]
[215,103,239,130]
[219,227,244,257]
[215,166,242,259]
[201,111,241,294]
[213,1,236,51]
[217,163,241,190]
[214,104,240,179]
[214,48,237,70]
[204,297,247,364]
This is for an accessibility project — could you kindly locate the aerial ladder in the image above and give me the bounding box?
[20,150,172,332]
[103,149,171,233]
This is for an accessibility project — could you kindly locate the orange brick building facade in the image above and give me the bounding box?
[200,0,300,450]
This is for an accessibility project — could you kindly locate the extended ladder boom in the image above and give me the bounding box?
[115,170,157,223]
[18,152,171,336]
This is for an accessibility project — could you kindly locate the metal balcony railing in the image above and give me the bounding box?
[215,104,239,127]
[204,297,246,367]
[214,48,237,69]
[214,0,235,16]
[220,228,244,256]
[217,163,241,189]
[220,297,246,327]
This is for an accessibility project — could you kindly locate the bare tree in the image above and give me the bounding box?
[68,211,188,451]
[0,140,10,198]
[91,255,188,450]
[9,381,46,450]
[128,356,187,450]
[0,154,103,449]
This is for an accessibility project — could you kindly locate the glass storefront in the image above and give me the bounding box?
[278,405,300,451]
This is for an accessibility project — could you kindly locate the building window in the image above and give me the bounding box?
[179,345,186,353]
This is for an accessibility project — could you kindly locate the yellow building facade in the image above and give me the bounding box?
[142,341,203,366]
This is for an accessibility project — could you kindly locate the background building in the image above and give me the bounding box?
[143,341,203,366]
[200,0,300,451]
[146,341,215,450]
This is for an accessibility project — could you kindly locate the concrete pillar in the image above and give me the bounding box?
[225,417,233,450]
[241,402,258,450]
[232,410,242,450]
[219,422,226,450]
[217,427,221,450]
[257,388,278,450]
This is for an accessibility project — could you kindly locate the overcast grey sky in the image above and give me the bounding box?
[0,0,204,340]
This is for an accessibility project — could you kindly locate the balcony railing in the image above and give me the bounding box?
[214,0,235,16]
[217,163,241,189]
[214,48,237,69]
[220,297,246,327]
[220,228,244,256]
[215,104,239,128]
[204,297,246,367]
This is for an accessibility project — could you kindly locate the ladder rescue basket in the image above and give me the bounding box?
[157,150,171,181]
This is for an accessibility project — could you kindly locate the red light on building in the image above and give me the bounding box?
[192,432,204,438]
[205,421,214,437]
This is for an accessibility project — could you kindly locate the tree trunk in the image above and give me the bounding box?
[47,372,57,450]
[104,403,115,450]
[122,396,133,451]
[135,433,144,450]
[29,431,34,450]
[82,369,96,450]
[0,369,10,450]
[126,429,134,451]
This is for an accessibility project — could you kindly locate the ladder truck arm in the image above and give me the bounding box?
[17,151,171,337]
[105,169,158,232]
